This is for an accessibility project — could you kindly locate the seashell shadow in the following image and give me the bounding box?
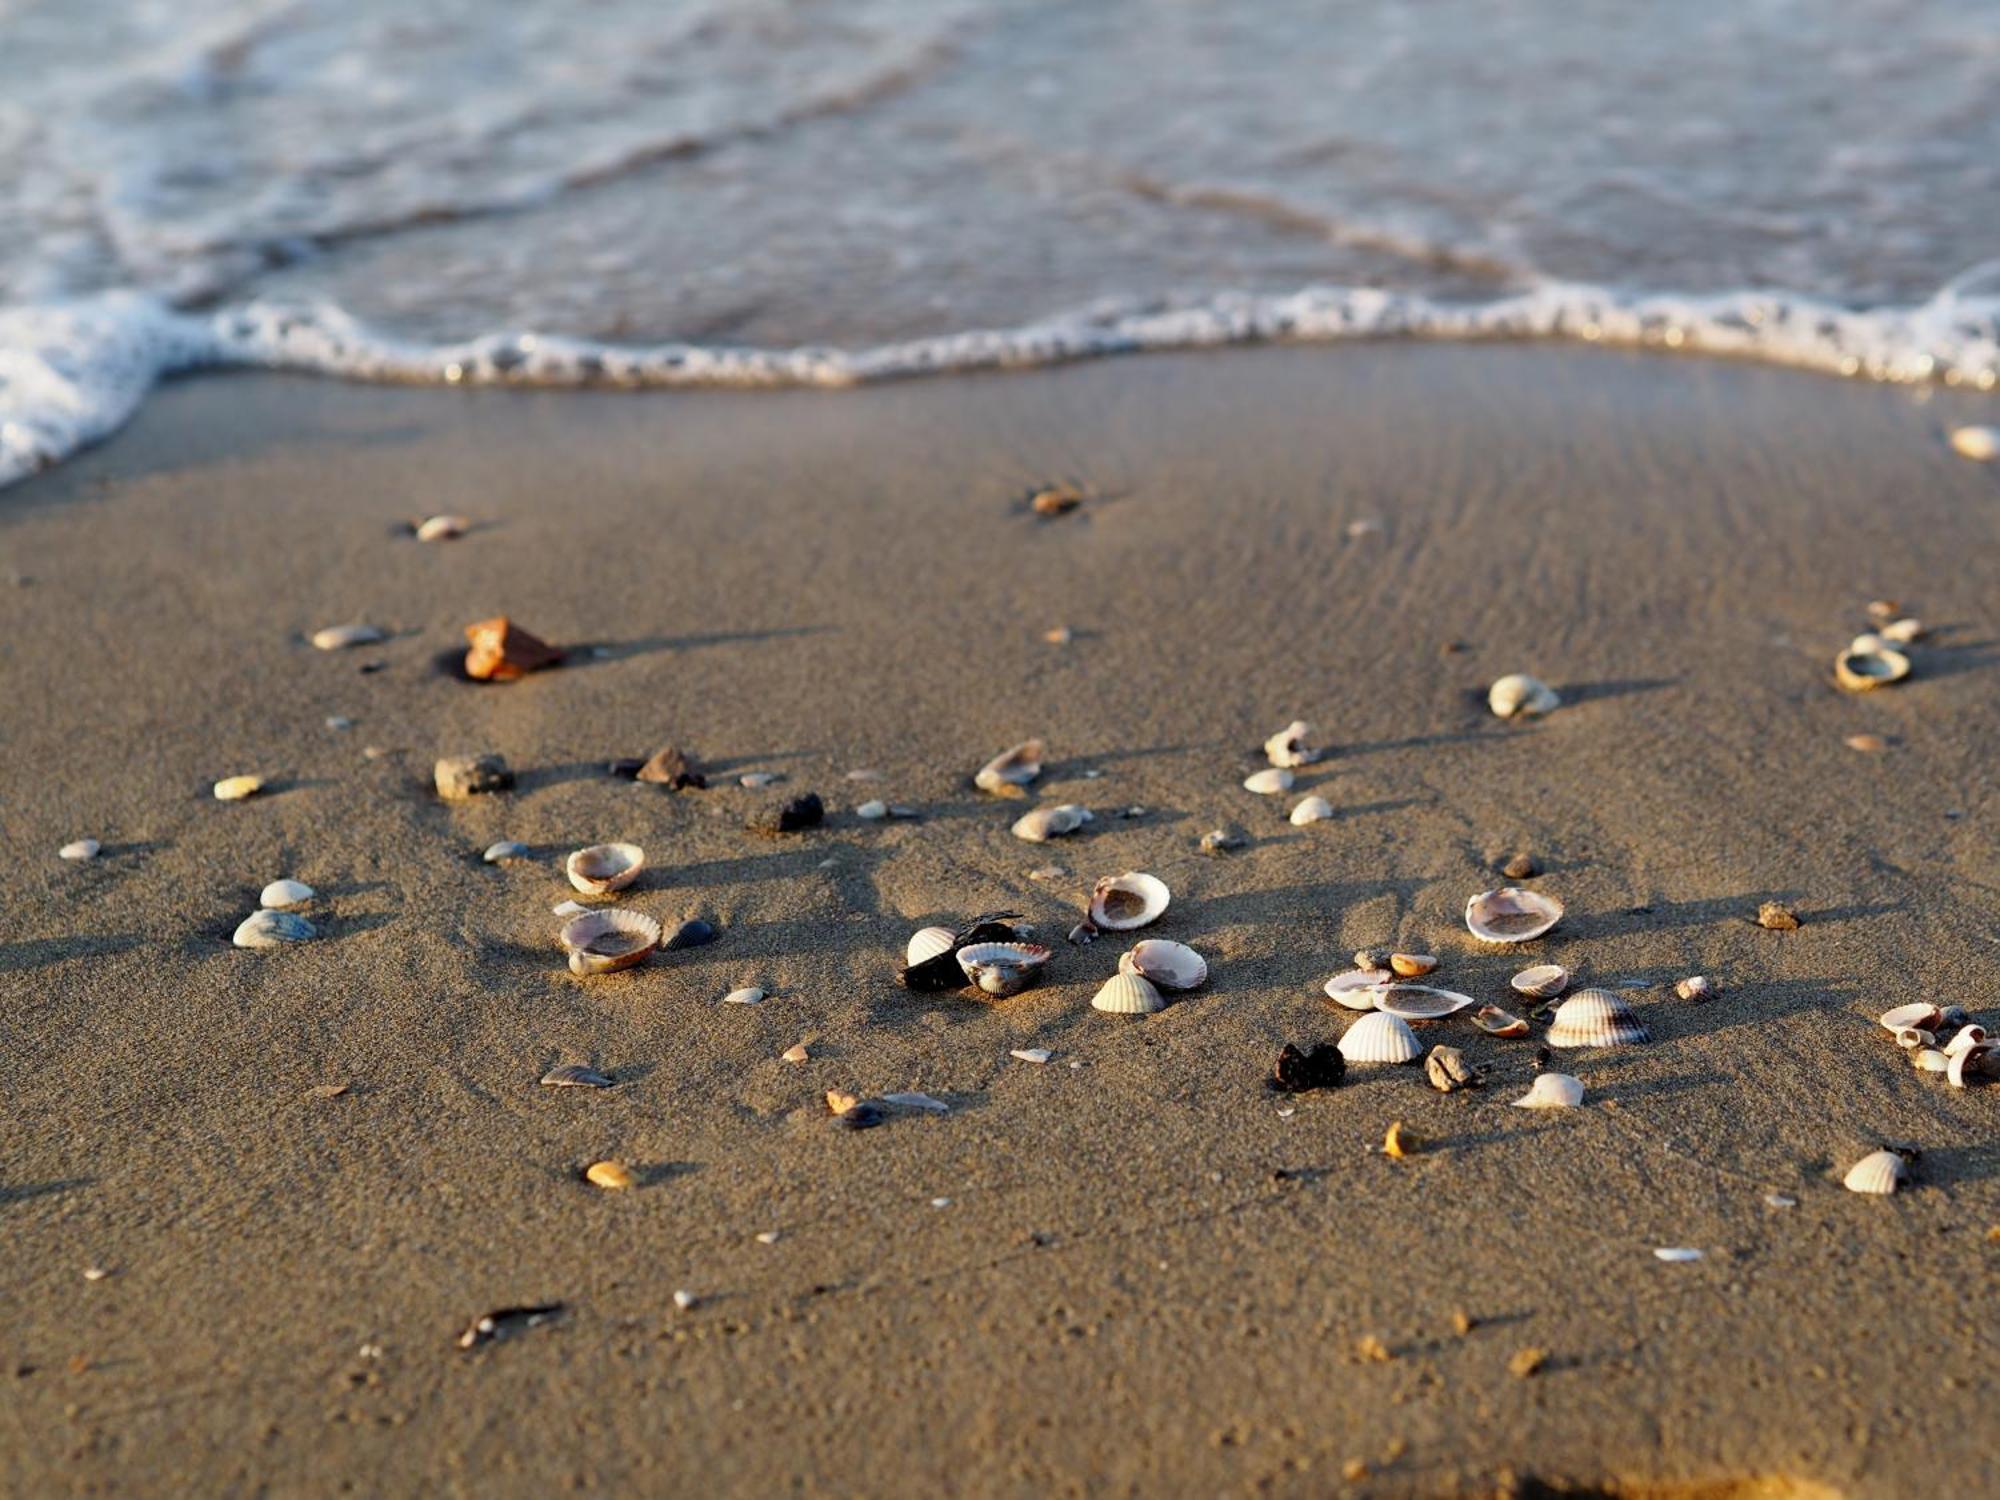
[0,1177,96,1207]
[0,933,149,973]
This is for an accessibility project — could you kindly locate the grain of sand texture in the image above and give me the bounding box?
[1,346,1997,1499]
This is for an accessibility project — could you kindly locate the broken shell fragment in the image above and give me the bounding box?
[585,1161,635,1191]
[1944,1025,1988,1056]
[1471,1004,1531,1038]
[1834,641,1910,692]
[1010,1048,1053,1065]
[975,739,1046,794]
[1948,424,1999,461]
[1383,1121,1422,1159]
[565,843,645,896]
[1425,1046,1482,1093]
[1488,674,1560,719]
[1675,975,1717,1002]
[541,1064,615,1088]
[1547,988,1651,1047]
[1119,939,1208,991]
[1289,795,1334,826]
[1011,804,1092,843]
[1756,901,1801,931]
[956,941,1053,997]
[1947,1044,1997,1089]
[1337,1010,1424,1066]
[1511,1072,1585,1110]
[1842,1150,1908,1195]
[1895,1028,1934,1050]
[1511,964,1569,1000]
[781,1043,809,1063]
[905,926,957,967]
[213,774,265,802]
[1324,969,1393,1010]
[483,840,529,863]
[1878,1003,1942,1034]
[1372,984,1477,1021]
[58,839,100,861]
[434,753,512,800]
[636,745,706,790]
[557,909,661,975]
[259,878,314,909]
[463,617,563,681]
[1264,721,1321,768]
[1913,1048,1951,1074]
[415,513,470,542]
[1388,953,1438,978]
[311,623,386,651]
[1465,887,1564,943]
[1091,972,1166,1015]
[1088,872,1170,931]
[1878,617,1924,645]
[232,910,316,948]
[1243,767,1294,795]
[1272,1042,1345,1092]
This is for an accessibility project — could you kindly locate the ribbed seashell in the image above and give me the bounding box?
[1289,795,1334,826]
[541,1064,615,1088]
[1947,1043,1997,1089]
[1323,968,1393,1010]
[58,839,100,861]
[975,739,1046,794]
[1011,803,1092,842]
[1119,939,1208,991]
[213,775,265,801]
[1464,887,1564,943]
[1834,642,1910,692]
[1337,1010,1423,1065]
[311,623,386,651]
[1510,964,1568,999]
[415,514,470,542]
[1842,1149,1908,1195]
[1948,424,1998,461]
[1878,1003,1942,1034]
[259,878,314,909]
[1943,1025,1987,1056]
[1425,1046,1482,1093]
[955,941,1052,997]
[1546,988,1650,1047]
[1471,1004,1530,1037]
[1511,1072,1585,1109]
[905,926,956,966]
[1675,975,1716,1002]
[1388,952,1437,978]
[1488,673,1560,719]
[232,910,316,948]
[1913,1048,1951,1073]
[1878,617,1924,645]
[565,842,644,895]
[558,909,661,974]
[483,840,529,863]
[1242,767,1294,795]
[1373,984,1476,1021]
[1263,721,1320,768]
[1894,1028,1934,1050]
[1091,972,1166,1015]
[1088,872,1170,931]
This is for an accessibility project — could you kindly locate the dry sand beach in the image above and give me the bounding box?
[2,344,1998,1497]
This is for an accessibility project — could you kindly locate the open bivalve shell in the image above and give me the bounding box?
[233,910,316,948]
[1472,1004,1530,1038]
[558,909,661,975]
[898,912,1026,991]
[1323,968,1393,1010]
[1511,1072,1585,1109]
[955,942,1052,997]
[1372,984,1477,1021]
[1947,1044,1997,1089]
[905,926,957,967]
[1465,887,1564,943]
[1091,972,1166,1015]
[1834,640,1910,693]
[1011,803,1092,842]
[1489,674,1560,719]
[1546,988,1650,1047]
[1089,872,1170,931]
[1878,1003,1941,1034]
[1264,721,1320,768]
[1119,939,1208,991]
[1511,964,1569,1000]
[565,842,644,896]
[1337,1010,1424,1065]
[975,739,1045,794]
[1842,1149,1908,1195]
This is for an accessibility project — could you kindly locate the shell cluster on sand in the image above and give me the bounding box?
[1876,1004,1996,1090]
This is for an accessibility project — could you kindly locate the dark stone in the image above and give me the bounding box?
[1502,852,1539,879]
[832,1103,884,1131]
[1271,1042,1345,1093]
[749,793,824,835]
[664,918,719,951]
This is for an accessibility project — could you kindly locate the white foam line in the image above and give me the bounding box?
[4,280,1996,490]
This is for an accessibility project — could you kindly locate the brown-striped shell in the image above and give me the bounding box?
[1546,988,1650,1047]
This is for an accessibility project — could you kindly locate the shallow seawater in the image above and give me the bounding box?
[2,0,1997,483]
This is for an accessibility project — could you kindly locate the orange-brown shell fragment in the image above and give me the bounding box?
[464,617,563,681]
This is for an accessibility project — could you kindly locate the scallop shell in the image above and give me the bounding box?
[1264,721,1320,768]
[1948,424,1998,461]
[1373,984,1476,1021]
[1842,1149,1907,1195]
[1510,1072,1585,1109]
[1243,768,1294,795]
[1288,795,1334,826]
[213,775,265,802]
[1878,1003,1942,1034]
[58,839,100,861]
[1388,952,1438,978]
[311,623,386,651]
[905,926,957,966]
[1323,968,1393,1010]
[232,910,316,948]
[1119,939,1208,991]
[1511,964,1569,1000]
[1091,972,1166,1015]
[1011,803,1092,842]
[259,878,315,909]
[558,909,661,974]
[1337,1010,1424,1065]
[1834,643,1910,692]
[1465,887,1564,943]
[1471,1004,1530,1038]
[955,941,1052,997]
[975,739,1046,794]
[1488,674,1560,719]
[565,842,645,895]
[1546,988,1651,1047]
[1088,872,1170,931]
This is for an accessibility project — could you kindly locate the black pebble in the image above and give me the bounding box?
[1271,1042,1345,1092]
[664,918,718,951]
[750,793,825,834]
[832,1102,883,1131]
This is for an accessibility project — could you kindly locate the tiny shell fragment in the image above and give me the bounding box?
[1382,1121,1422,1159]
[58,839,100,861]
[213,775,265,802]
[723,986,766,1005]
[1755,901,1800,931]
[416,514,470,542]
[585,1161,635,1190]
[541,1064,615,1088]
[312,623,386,651]
[1010,1048,1053,1064]
[781,1044,810,1063]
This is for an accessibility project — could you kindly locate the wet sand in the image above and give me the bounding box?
[1,345,1996,1499]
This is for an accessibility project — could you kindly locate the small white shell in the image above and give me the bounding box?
[975,739,1046,793]
[565,842,644,895]
[415,514,470,541]
[483,840,528,863]
[232,910,316,948]
[558,909,661,974]
[1834,643,1910,692]
[1511,1072,1585,1109]
[1842,1149,1907,1194]
[1242,767,1294,795]
[1010,1048,1053,1064]
[1091,972,1166,1015]
[1878,617,1923,645]
[58,839,101,861]
[1943,1025,1987,1056]
[1913,1048,1951,1073]
[1674,975,1716,1002]
[1465,887,1564,943]
[259,878,315,909]
[1263,721,1320,768]
[905,926,956,966]
[855,799,889,820]
[213,775,264,801]
[1119,939,1208,991]
[721,986,766,1005]
[1511,964,1569,1000]
[956,941,1052,997]
[311,623,387,651]
[1088,872,1170,931]
[1488,674,1560,719]
[1878,1003,1942,1034]
[1546,988,1651,1048]
[1372,984,1476,1021]
[1948,424,1998,461]
[1323,968,1393,1010]
[1288,795,1334,826]
[1011,803,1091,842]
[1337,1010,1423,1065]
